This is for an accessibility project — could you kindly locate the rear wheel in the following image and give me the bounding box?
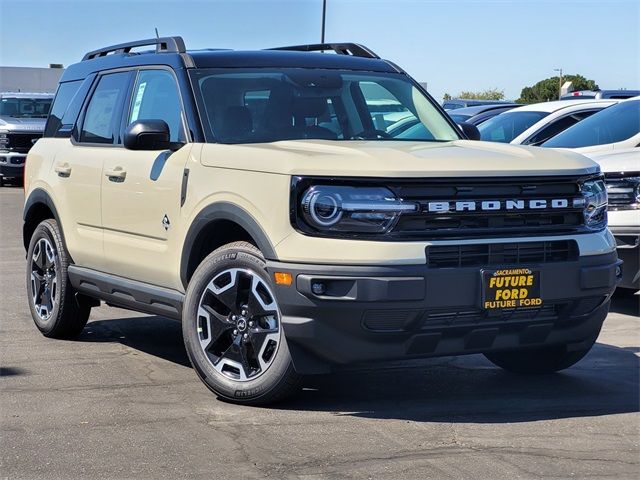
[484,338,598,374]
[182,242,300,405]
[26,219,91,338]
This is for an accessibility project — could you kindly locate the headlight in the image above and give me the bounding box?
[580,178,608,229]
[0,132,8,152]
[606,175,640,210]
[300,185,417,233]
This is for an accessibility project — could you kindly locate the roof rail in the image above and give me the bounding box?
[268,43,380,59]
[82,36,187,61]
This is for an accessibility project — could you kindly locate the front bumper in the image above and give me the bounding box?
[0,152,26,177]
[267,251,621,373]
[610,226,639,289]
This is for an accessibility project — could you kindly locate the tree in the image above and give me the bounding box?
[443,88,504,101]
[517,74,599,103]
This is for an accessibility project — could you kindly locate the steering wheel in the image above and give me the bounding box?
[350,129,392,140]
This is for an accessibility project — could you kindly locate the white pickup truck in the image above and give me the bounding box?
[588,149,639,290]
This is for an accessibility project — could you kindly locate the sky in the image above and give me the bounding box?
[1,0,638,101]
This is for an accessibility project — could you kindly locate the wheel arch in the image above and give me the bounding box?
[180,202,277,289]
[23,188,66,254]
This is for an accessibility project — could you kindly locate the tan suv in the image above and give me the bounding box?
[23,37,622,404]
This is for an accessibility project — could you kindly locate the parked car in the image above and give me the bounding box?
[0,92,53,185]
[561,89,640,100]
[24,37,621,405]
[447,104,520,126]
[542,97,640,154]
[478,99,617,146]
[442,99,514,110]
[584,148,639,291]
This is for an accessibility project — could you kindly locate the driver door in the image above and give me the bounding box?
[101,68,190,288]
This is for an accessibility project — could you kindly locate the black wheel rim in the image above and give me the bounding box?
[30,237,58,321]
[196,268,281,381]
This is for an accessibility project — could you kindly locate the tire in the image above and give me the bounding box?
[484,336,598,374]
[182,241,301,405]
[26,219,91,338]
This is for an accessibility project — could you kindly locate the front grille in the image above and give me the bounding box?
[426,240,578,268]
[422,304,560,329]
[7,133,41,153]
[605,173,639,209]
[388,177,587,239]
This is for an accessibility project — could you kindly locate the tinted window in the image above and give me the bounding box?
[44,81,82,137]
[191,68,459,144]
[524,110,599,146]
[128,70,185,142]
[478,111,549,143]
[543,101,640,148]
[0,97,52,118]
[81,72,130,144]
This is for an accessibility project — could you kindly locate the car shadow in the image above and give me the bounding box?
[610,289,639,316]
[79,304,639,423]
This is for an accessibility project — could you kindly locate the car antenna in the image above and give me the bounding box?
[155,27,160,39]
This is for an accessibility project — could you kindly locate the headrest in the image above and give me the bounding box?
[293,97,329,118]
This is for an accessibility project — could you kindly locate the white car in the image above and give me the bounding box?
[585,148,639,290]
[542,97,640,154]
[478,99,617,146]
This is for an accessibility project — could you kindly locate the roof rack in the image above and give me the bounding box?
[268,43,380,59]
[82,36,187,61]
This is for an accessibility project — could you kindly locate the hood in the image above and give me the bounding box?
[585,148,640,173]
[0,116,46,132]
[201,139,599,177]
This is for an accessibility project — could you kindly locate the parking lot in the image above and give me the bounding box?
[0,185,638,479]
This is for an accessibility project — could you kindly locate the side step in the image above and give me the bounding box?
[67,266,184,320]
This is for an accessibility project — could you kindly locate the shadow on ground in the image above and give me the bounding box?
[78,296,639,423]
[610,289,639,316]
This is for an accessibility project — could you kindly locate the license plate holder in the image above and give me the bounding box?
[481,268,542,310]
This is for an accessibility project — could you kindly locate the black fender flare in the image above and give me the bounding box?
[22,188,66,252]
[180,202,278,289]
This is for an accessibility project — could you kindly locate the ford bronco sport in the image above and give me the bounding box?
[23,37,622,404]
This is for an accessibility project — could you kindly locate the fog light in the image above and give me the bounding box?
[616,265,623,279]
[311,282,326,295]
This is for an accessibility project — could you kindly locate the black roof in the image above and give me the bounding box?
[61,38,398,83]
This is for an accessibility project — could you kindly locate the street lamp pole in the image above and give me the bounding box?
[554,68,563,100]
[321,0,327,44]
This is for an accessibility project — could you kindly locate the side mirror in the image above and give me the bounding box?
[457,122,481,141]
[124,120,176,150]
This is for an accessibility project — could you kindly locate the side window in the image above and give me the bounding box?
[526,110,597,146]
[80,72,130,144]
[128,70,185,142]
[44,81,82,137]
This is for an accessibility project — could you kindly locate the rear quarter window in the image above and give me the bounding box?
[44,81,82,137]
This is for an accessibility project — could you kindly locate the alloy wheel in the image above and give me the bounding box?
[30,237,58,321]
[196,268,281,381]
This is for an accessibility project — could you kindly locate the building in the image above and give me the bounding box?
[0,66,64,93]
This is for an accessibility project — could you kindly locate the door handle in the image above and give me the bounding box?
[104,166,127,182]
[54,163,72,177]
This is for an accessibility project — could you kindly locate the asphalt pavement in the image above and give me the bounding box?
[1,185,638,479]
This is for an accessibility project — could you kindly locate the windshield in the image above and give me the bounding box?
[478,111,548,143]
[449,113,472,123]
[542,100,640,148]
[190,68,460,144]
[0,97,52,118]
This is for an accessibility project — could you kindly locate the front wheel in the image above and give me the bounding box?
[182,242,300,405]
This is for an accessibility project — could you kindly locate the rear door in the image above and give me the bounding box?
[50,71,132,271]
[101,67,190,287]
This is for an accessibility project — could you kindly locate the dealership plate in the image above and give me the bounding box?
[482,268,542,310]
